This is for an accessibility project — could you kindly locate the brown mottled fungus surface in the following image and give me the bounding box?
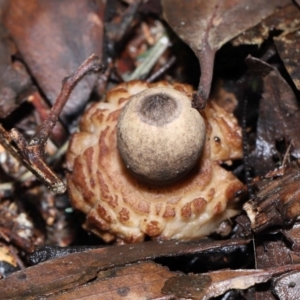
[66,81,244,243]
[117,86,206,185]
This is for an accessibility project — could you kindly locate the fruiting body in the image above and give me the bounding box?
[66,81,244,243]
[117,87,206,185]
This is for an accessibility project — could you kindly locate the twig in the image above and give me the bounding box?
[146,55,176,83]
[192,43,216,111]
[0,54,105,194]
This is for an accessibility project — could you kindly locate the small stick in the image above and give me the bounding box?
[146,55,176,83]
[0,54,105,194]
[192,44,215,111]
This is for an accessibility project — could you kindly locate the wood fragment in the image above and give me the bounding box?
[244,162,300,232]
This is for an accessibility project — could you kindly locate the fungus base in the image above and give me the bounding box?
[66,81,244,243]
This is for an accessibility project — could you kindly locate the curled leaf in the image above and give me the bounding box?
[162,0,288,108]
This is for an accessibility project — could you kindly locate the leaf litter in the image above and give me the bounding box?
[2,1,300,299]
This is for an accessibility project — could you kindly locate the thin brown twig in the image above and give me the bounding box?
[31,54,104,146]
[192,43,216,111]
[0,54,105,194]
[146,55,176,83]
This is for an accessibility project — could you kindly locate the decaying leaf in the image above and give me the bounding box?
[162,264,300,300]
[231,3,300,91]
[232,3,300,46]
[0,238,249,298]
[273,271,300,300]
[49,262,175,300]
[283,222,300,252]
[3,0,105,122]
[254,239,300,298]
[274,31,300,90]
[246,56,300,175]
[161,0,288,108]
[243,57,300,233]
[253,239,300,299]
[0,23,33,118]
[255,240,300,269]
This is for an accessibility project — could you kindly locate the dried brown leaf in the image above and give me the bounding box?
[253,239,300,297]
[161,0,288,106]
[0,24,33,118]
[0,238,249,299]
[254,240,298,299]
[232,3,300,46]
[256,240,300,270]
[49,262,175,300]
[273,271,300,300]
[162,264,300,300]
[232,3,300,91]
[283,222,300,252]
[3,0,105,122]
[246,56,300,175]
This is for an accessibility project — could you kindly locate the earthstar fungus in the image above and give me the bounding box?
[66,81,244,243]
[117,87,206,185]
